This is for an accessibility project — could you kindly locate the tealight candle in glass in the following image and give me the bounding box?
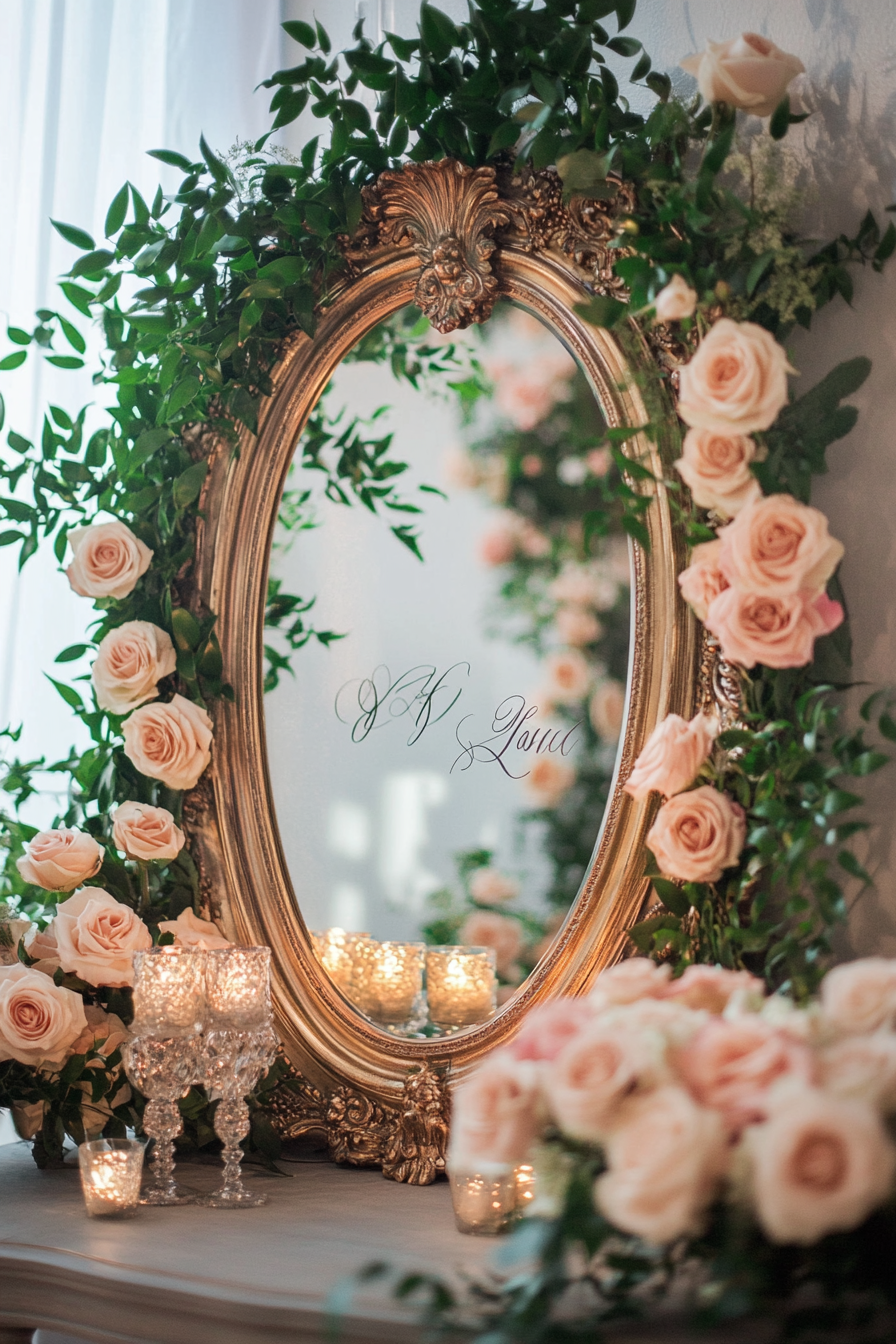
[313,929,372,1000]
[367,941,424,1026]
[449,1164,517,1235]
[131,946,206,1037]
[426,946,497,1029]
[205,945,272,1029]
[79,1139,144,1218]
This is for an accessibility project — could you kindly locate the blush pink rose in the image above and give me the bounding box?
[449,1053,541,1168]
[589,679,626,740]
[820,958,896,1036]
[66,521,153,600]
[460,911,524,979]
[549,566,614,610]
[624,711,718,801]
[675,428,761,518]
[508,998,595,1063]
[818,1035,896,1111]
[595,1085,729,1243]
[654,274,697,323]
[677,1016,813,1131]
[678,539,729,621]
[745,1090,896,1245]
[555,605,601,646]
[16,827,103,892]
[647,786,746,884]
[478,515,519,566]
[543,649,591,705]
[23,922,60,975]
[0,963,88,1068]
[524,755,575,808]
[122,693,213,791]
[589,957,672,1009]
[92,621,177,716]
[54,887,152,988]
[468,868,520,906]
[663,964,763,1015]
[548,1021,665,1141]
[681,33,805,118]
[111,801,185,862]
[718,494,844,596]
[157,907,232,950]
[704,587,843,670]
[677,319,794,435]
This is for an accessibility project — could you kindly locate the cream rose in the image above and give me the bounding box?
[818,1035,896,1111]
[675,428,761,518]
[595,1085,729,1244]
[478,515,519,566]
[590,957,672,1009]
[122,693,213,791]
[460,911,524,979]
[677,318,794,435]
[548,1021,665,1142]
[555,605,601,647]
[449,1053,541,1168]
[681,33,805,118]
[654,274,698,322]
[66,521,153,600]
[745,1090,896,1245]
[676,1016,813,1132]
[92,621,177,716]
[820,958,896,1036]
[54,887,152,988]
[524,754,575,808]
[705,587,843,670]
[663,964,763,1015]
[0,963,88,1068]
[589,679,625,740]
[549,565,615,610]
[23,922,60,975]
[718,495,844,596]
[623,711,718,801]
[468,868,520,906]
[157,907,232,950]
[16,827,103,892]
[678,539,729,622]
[647,786,745,884]
[543,650,591,705]
[111,801,185,862]
[508,998,595,1063]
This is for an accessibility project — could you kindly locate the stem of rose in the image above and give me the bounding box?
[137,860,150,918]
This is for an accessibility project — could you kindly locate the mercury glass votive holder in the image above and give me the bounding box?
[449,1165,518,1235]
[347,934,379,1014]
[204,946,272,1029]
[131,946,206,1037]
[426,946,497,1029]
[367,941,424,1026]
[78,1138,144,1218]
[313,929,372,1000]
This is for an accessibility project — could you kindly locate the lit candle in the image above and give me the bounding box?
[426,946,497,1028]
[131,947,206,1037]
[205,946,272,1029]
[448,1165,517,1235]
[79,1139,144,1217]
[313,929,373,1003]
[367,941,424,1026]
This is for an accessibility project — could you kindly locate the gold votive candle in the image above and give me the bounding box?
[313,929,372,999]
[367,941,424,1025]
[347,935,379,1014]
[426,946,497,1028]
[205,946,272,1029]
[514,1162,537,1212]
[449,1165,517,1235]
[79,1139,144,1218]
[131,947,206,1037]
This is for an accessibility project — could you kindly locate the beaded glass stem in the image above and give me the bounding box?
[122,1034,201,1205]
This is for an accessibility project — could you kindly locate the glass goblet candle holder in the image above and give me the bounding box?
[449,1164,518,1235]
[78,1138,144,1218]
[199,1023,280,1208]
[131,946,206,1038]
[122,1033,202,1205]
[367,941,424,1027]
[426,946,497,1029]
[205,945,272,1030]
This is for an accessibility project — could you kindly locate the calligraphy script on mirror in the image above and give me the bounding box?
[452,695,581,780]
[335,663,471,745]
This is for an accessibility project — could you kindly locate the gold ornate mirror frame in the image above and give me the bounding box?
[188,160,699,1183]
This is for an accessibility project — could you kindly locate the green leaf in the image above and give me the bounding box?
[165,374,201,420]
[46,676,85,713]
[652,878,690,917]
[147,148,196,171]
[420,3,458,61]
[104,184,130,237]
[199,133,230,185]
[282,18,316,47]
[45,355,85,369]
[769,95,791,141]
[575,294,626,328]
[7,327,31,345]
[59,316,86,353]
[0,351,27,371]
[172,459,208,509]
[69,249,115,279]
[51,219,95,251]
[55,644,92,663]
[171,607,202,652]
[60,282,94,317]
[838,849,872,884]
[606,35,641,57]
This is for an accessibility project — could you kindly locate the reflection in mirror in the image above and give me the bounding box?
[265,302,631,1038]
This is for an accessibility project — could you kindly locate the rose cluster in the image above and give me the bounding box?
[450,956,896,1247]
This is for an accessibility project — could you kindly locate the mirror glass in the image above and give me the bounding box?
[264,302,631,1037]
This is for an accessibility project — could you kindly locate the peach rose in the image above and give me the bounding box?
[818,1035,896,1111]
[92,621,177,716]
[590,957,672,1009]
[555,605,601,646]
[66,521,153,600]
[16,827,103,892]
[745,1090,896,1245]
[444,447,481,491]
[122,693,213,791]
[705,587,843,670]
[623,711,718,801]
[468,868,520,906]
[678,539,729,621]
[586,447,612,478]
[548,1020,665,1142]
[654,274,697,322]
[675,428,761,518]
[543,649,591,705]
[111,801,185,862]
[820,958,896,1036]
[460,911,524,979]
[681,33,805,118]
[549,565,615,610]
[595,1085,729,1243]
[524,755,575,808]
[23,922,60,975]
[677,319,794,435]
[589,680,625,740]
[718,495,844,596]
[663,964,763,1015]
[508,998,595,1063]
[157,907,232,950]
[54,887,152,988]
[519,521,551,559]
[647,786,745,883]
[677,1016,812,1131]
[449,1053,541,1168]
[479,515,519,566]
[0,963,87,1068]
